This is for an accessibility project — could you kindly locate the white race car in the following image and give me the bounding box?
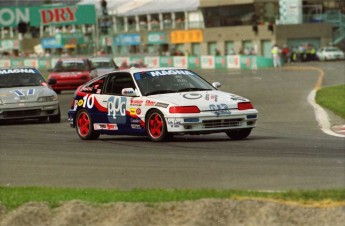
[0,67,60,123]
[68,67,258,141]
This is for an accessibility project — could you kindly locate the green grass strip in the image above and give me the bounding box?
[1,187,345,210]
[316,84,345,119]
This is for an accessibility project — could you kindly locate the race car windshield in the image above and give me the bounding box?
[134,69,215,96]
[54,61,89,72]
[0,73,45,88]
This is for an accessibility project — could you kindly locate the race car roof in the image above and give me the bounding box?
[117,67,187,74]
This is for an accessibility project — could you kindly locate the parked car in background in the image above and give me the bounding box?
[0,67,60,123]
[316,46,345,61]
[89,56,119,78]
[67,67,258,142]
[47,58,93,94]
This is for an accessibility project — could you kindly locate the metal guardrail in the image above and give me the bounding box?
[333,12,345,44]
[320,10,345,44]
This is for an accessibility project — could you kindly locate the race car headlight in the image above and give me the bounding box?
[38,95,58,102]
[169,106,200,113]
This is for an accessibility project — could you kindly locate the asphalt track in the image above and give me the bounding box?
[0,62,344,191]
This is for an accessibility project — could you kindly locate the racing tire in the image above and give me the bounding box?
[146,109,169,142]
[49,106,61,123]
[76,109,100,140]
[226,128,252,140]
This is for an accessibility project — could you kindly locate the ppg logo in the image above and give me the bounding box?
[107,96,126,124]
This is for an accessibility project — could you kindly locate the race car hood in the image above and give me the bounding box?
[0,86,56,104]
[150,90,250,111]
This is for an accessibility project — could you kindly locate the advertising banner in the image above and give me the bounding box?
[0,40,20,50]
[187,56,200,69]
[38,59,52,69]
[240,56,257,70]
[0,55,275,70]
[170,30,203,44]
[0,5,96,28]
[24,59,38,68]
[159,56,173,67]
[0,59,11,67]
[114,57,130,68]
[11,59,24,67]
[226,55,240,69]
[278,0,302,24]
[173,56,187,68]
[56,32,85,45]
[114,34,141,46]
[41,37,63,49]
[200,56,215,69]
[215,56,227,69]
[147,32,166,44]
[145,57,160,68]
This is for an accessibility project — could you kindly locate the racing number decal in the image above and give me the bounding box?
[209,104,230,116]
[82,94,95,109]
[27,89,35,95]
[107,96,127,124]
[73,94,95,110]
[11,89,35,96]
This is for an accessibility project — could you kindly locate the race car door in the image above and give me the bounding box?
[102,72,141,134]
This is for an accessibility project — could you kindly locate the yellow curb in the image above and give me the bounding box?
[282,66,324,90]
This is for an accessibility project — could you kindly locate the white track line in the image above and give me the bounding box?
[307,89,345,138]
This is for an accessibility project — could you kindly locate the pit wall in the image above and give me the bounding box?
[0,55,274,70]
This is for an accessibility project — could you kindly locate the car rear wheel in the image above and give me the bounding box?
[76,109,100,140]
[146,110,169,142]
[226,128,252,140]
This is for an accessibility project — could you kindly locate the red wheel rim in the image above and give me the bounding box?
[149,113,163,138]
[77,112,90,137]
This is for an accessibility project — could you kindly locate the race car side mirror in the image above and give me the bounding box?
[48,78,57,85]
[212,82,221,88]
[122,88,138,97]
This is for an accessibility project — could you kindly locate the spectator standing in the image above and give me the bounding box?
[271,45,281,67]
[281,45,290,63]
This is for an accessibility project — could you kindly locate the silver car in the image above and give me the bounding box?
[0,67,60,123]
[89,56,119,78]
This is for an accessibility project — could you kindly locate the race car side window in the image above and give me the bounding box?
[80,77,106,94]
[105,73,135,95]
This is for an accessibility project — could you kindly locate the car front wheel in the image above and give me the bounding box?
[226,129,252,140]
[146,110,169,142]
[76,109,100,140]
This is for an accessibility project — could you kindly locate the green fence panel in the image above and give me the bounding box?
[38,58,52,69]
[11,58,24,67]
[215,56,227,69]
[188,56,200,69]
[129,56,145,66]
[159,56,173,67]
[256,56,274,68]
[240,55,256,70]
[0,59,11,67]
